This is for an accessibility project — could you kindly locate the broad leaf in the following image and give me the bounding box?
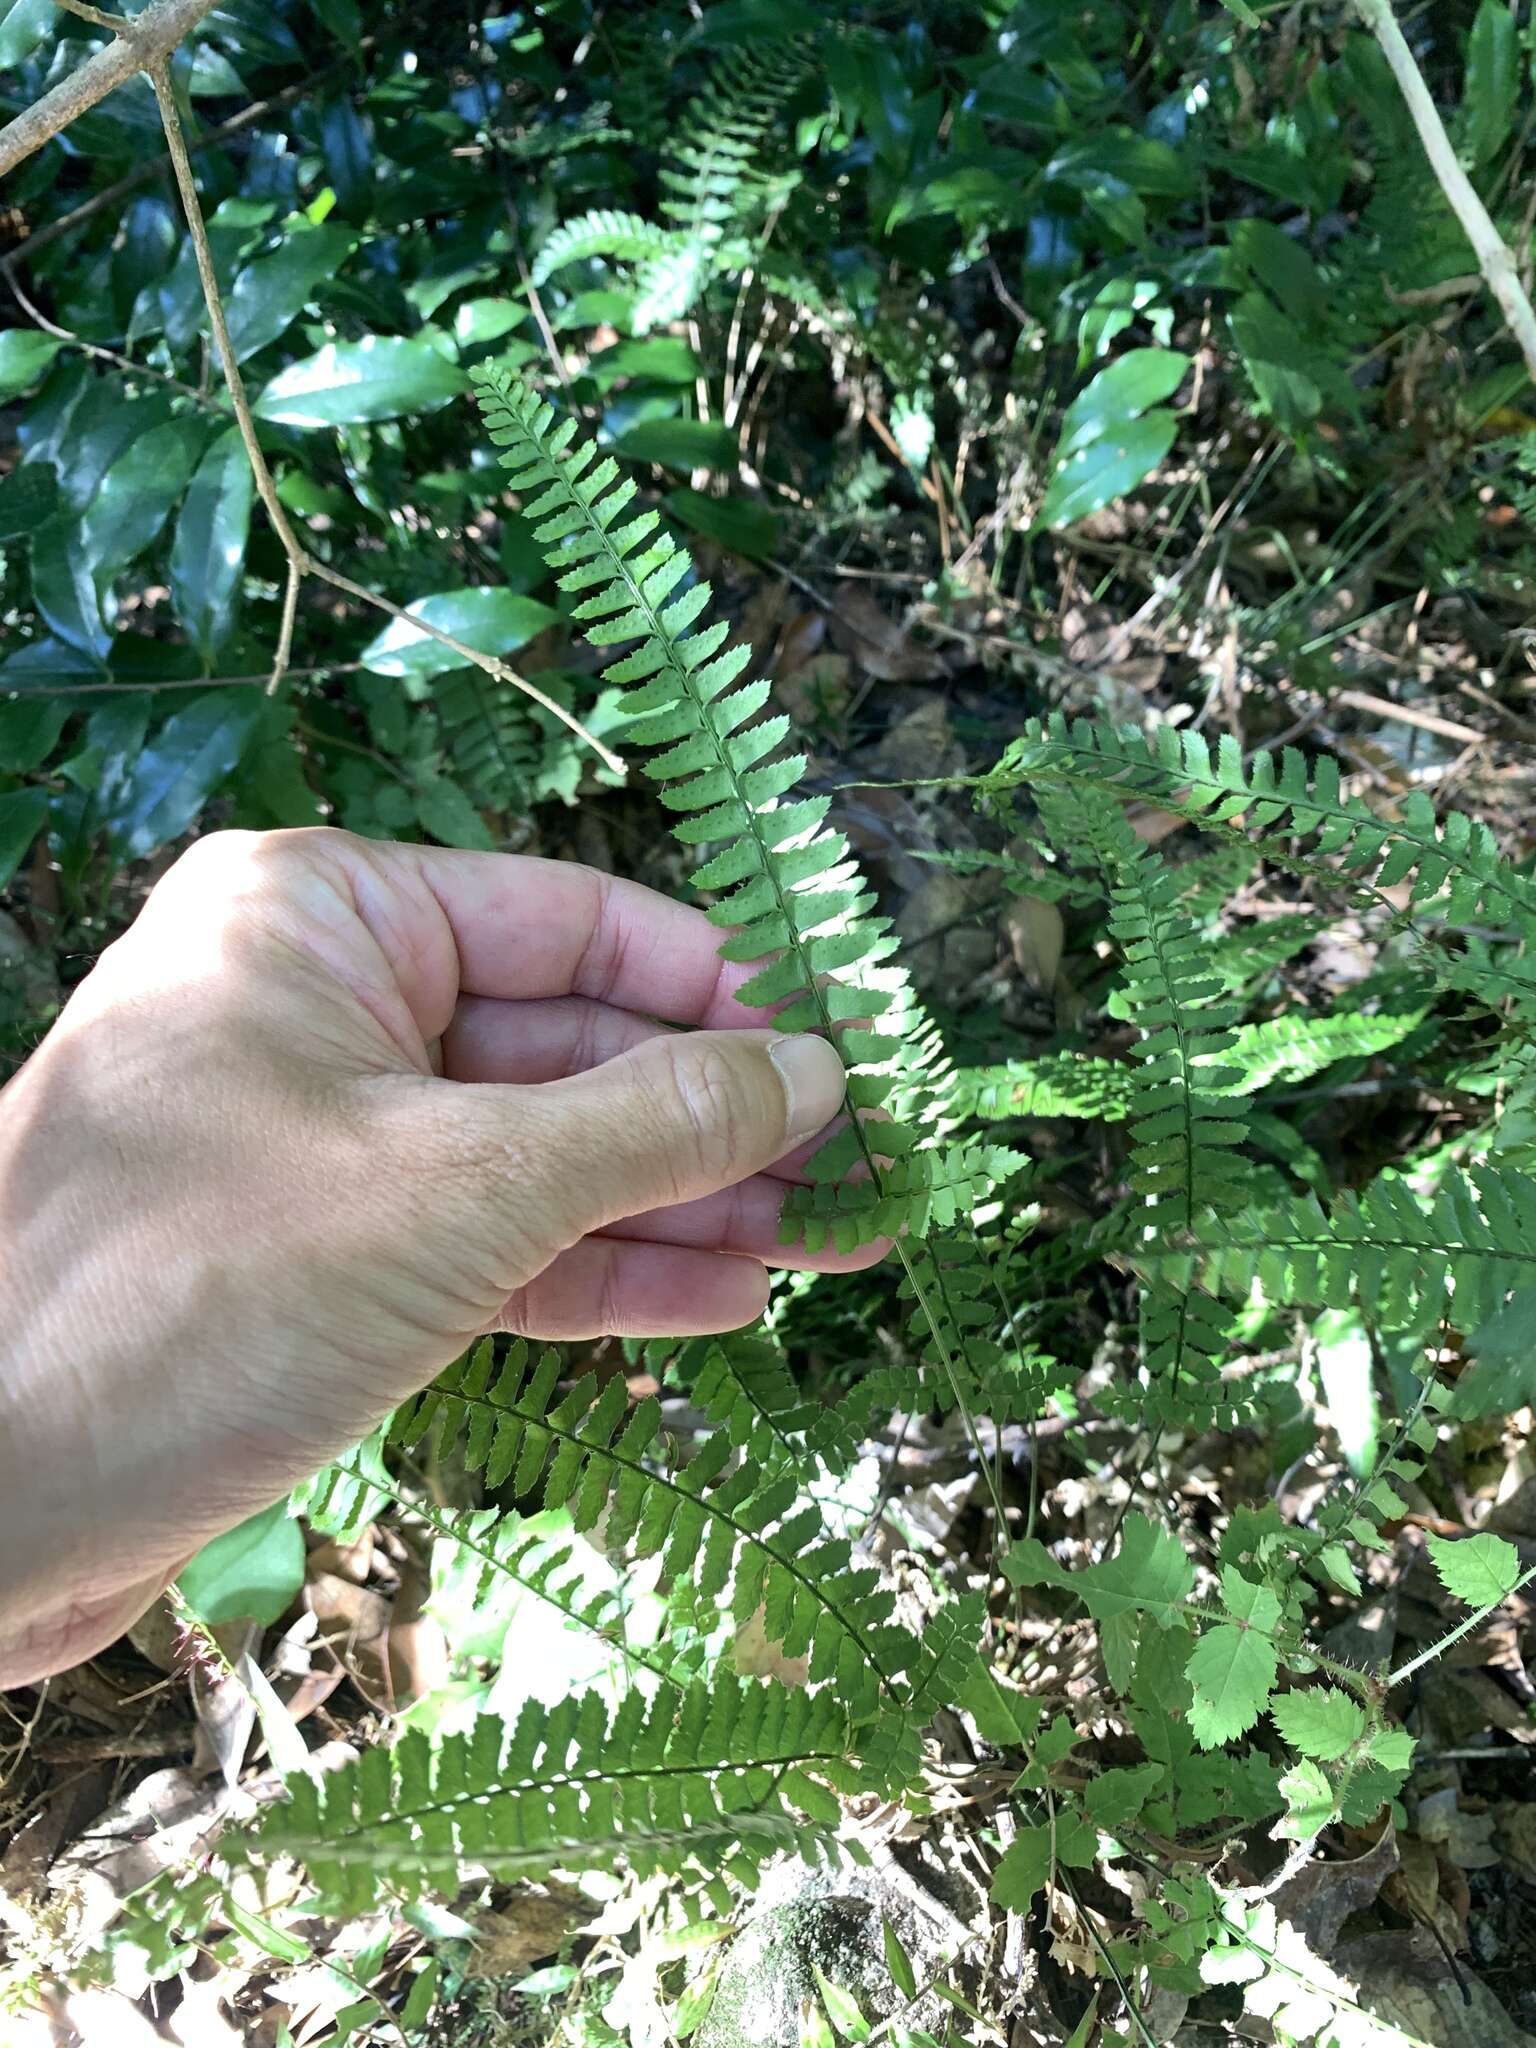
[1037,411,1178,530]
[225,224,357,362]
[1463,0,1518,169]
[177,1500,306,1626]
[169,429,254,659]
[360,589,560,682]
[0,331,63,402]
[613,416,740,473]
[1058,348,1190,457]
[990,1811,1095,1908]
[0,787,48,889]
[1004,1513,1194,1624]
[1426,1530,1523,1609]
[82,418,208,578]
[106,688,266,858]
[254,336,466,427]
[1268,1685,1365,1763]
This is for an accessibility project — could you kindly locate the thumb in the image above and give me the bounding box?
[485,1028,846,1240]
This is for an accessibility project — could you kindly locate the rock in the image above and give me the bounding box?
[695,1851,976,2048]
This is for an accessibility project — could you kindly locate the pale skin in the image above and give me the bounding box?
[0,828,879,1690]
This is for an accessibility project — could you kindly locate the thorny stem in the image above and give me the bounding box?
[1388,1555,1536,1688]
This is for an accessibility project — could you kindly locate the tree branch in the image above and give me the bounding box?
[1354,0,1536,387]
[0,0,218,178]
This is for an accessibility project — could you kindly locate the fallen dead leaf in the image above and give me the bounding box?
[828,587,945,682]
[1331,1929,1534,2044]
[467,1885,590,1978]
[1271,1821,1399,1953]
[1004,895,1065,993]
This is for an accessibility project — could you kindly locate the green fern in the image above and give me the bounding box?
[392,1339,919,1716]
[245,1676,860,1913]
[473,367,939,1238]
[1177,1163,1536,1331]
[532,41,811,333]
[991,715,1533,934]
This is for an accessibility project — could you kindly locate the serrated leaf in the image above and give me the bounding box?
[1003,1513,1194,1624]
[1269,1686,1366,1763]
[990,1811,1094,1908]
[1186,1621,1278,1748]
[1426,1530,1522,1609]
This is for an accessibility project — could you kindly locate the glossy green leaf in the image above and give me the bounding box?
[612,416,740,473]
[82,418,208,577]
[225,225,357,362]
[666,487,779,561]
[0,696,69,774]
[32,518,113,656]
[813,1969,870,2043]
[0,462,60,542]
[1037,409,1178,529]
[359,588,560,682]
[0,787,48,889]
[176,1499,306,1627]
[881,1917,917,2001]
[107,688,266,857]
[1058,349,1190,457]
[0,332,63,402]
[0,635,107,695]
[254,336,466,428]
[0,0,54,67]
[169,430,254,660]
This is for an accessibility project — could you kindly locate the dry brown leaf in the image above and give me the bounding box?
[1004,896,1064,992]
[732,1606,809,1687]
[1270,1821,1399,1953]
[828,587,945,682]
[1331,1930,1534,2045]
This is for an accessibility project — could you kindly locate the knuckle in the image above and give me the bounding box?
[664,1039,746,1192]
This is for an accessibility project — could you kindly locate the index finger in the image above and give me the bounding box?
[405,846,776,1029]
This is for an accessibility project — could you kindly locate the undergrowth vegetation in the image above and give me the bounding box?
[6,2,1536,2044]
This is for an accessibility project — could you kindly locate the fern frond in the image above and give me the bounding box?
[785,1142,1028,1255]
[993,715,1532,933]
[393,1340,919,1716]
[246,1676,859,1911]
[473,369,933,1244]
[332,1456,698,1690]
[675,1333,861,1478]
[1176,1164,1536,1331]
[531,208,680,287]
[435,669,542,812]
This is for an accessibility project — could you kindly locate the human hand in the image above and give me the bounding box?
[0,828,877,1686]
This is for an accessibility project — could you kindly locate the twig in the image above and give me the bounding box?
[3,7,623,767]
[1354,0,1536,385]
[147,55,623,759]
[51,0,132,32]
[0,0,218,177]
[1333,685,1485,746]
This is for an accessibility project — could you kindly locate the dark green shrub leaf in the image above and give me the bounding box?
[613,416,740,473]
[254,336,466,428]
[1037,409,1177,529]
[107,687,265,858]
[0,332,64,402]
[1463,0,1519,169]
[360,589,561,682]
[169,429,254,659]
[666,488,779,561]
[0,787,48,889]
[225,225,357,362]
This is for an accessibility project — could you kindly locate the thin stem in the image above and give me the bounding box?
[0,0,217,175]
[1354,0,1536,384]
[1388,1557,1536,1688]
[149,57,625,774]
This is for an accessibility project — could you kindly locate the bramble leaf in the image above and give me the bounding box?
[1268,1686,1365,1763]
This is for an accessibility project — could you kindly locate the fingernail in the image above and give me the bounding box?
[768,1033,846,1147]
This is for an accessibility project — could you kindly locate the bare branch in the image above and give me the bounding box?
[0,0,218,178]
[1354,0,1536,387]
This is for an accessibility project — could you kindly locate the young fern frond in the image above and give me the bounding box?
[245,1676,860,1913]
[786,1143,1027,1256]
[531,42,811,332]
[672,1334,862,1479]
[473,368,934,1245]
[392,1340,919,1717]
